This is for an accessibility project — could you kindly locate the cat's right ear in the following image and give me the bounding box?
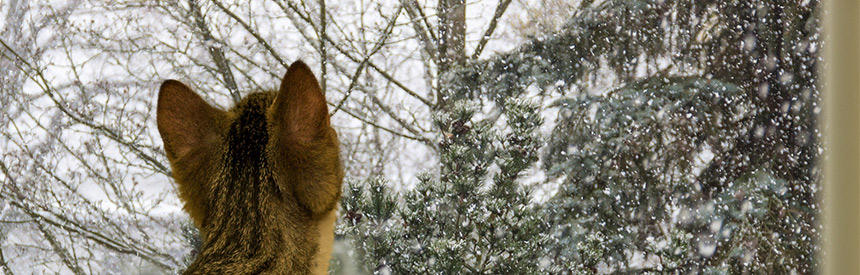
[157,80,224,161]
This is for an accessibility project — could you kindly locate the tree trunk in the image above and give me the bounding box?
[436,0,466,110]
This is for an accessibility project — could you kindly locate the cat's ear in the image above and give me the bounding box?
[157,80,224,161]
[268,61,341,216]
[268,60,330,144]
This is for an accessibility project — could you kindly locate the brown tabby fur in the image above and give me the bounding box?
[157,61,343,274]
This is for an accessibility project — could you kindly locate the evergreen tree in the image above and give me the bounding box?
[342,97,548,273]
[342,0,819,273]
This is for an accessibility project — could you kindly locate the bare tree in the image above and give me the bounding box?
[0,0,522,272]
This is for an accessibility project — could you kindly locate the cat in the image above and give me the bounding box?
[157,61,342,274]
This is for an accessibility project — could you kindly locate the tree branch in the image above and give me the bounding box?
[277,0,434,107]
[187,0,241,103]
[471,0,512,60]
[319,0,328,93]
[33,220,86,275]
[0,38,171,176]
[400,0,439,62]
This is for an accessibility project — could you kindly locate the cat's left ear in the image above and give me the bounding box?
[157,80,225,161]
[268,60,330,144]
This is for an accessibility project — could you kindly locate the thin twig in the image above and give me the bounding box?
[331,103,432,146]
[332,6,403,115]
[209,0,289,69]
[188,0,241,103]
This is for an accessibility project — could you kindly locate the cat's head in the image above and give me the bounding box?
[156,61,343,229]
